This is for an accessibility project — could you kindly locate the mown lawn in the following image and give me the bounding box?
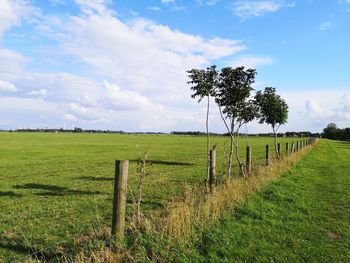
[188,139,350,262]
[0,132,298,261]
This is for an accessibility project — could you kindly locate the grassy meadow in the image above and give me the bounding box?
[0,132,298,261]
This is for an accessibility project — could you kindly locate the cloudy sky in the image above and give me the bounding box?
[0,0,349,132]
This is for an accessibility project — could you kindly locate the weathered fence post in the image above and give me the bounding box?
[285,142,289,156]
[112,160,129,239]
[291,142,295,154]
[246,145,252,175]
[277,143,281,159]
[209,149,216,193]
[296,141,299,152]
[265,144,269,166]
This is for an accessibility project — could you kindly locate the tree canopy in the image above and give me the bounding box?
[215,66,257,127]
[254,87,288,130]
[187,65,218,102]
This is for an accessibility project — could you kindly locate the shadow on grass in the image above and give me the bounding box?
[0,191,22,197]
[130,159,194,166]
[14,183,104,196]
[0,236,63,262]
[77,176,113,182]
[15,183,66,191]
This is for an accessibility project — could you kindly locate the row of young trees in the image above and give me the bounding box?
[187,65,288,183]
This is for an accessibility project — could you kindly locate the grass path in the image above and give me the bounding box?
[189,140,350,262]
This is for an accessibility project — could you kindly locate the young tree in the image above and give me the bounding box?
[255,87,288,159]
[187,65,218,187]
[215,66,257,177]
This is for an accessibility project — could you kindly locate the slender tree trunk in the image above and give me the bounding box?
[245,123,249,146]
[227,119,235,177]
[218,105,232,178]
[228,132,234,177]
[234,132,245,176]
[218,105,230,132]
[273,126,280,159]
[206,95,210,186]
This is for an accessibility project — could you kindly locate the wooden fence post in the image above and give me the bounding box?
[277,143,281,159]
[111,160,129,239]
[286,142,289,156]
[291,142,295,154]
[209,149,216,193]
[246,145,252,175]
[296,141,299,152]
[265,144,269,166]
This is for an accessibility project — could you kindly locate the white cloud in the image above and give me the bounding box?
[161,0,175,4]
[104,81,163,111]
[319,22,333,31]
[50,0,65,5]
[279,90,350,132]
[0,96,57,112]
[147,6,162,12]
[196,0,221,6]
[51,7,244,111]
[286,2,296,8]
[0,49,27,76]
[74,0,113,16]
[0,80,17,92]
[305,99,331,119]
[228,55,274,68]
[232,1,281,20]
[26,89,48,97]
[303,96,350,127]
[0,0,36,38]
[63,113,77,121]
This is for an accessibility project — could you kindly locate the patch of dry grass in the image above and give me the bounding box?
[161,140,318,241]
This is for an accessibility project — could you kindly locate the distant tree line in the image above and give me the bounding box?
[5,128,321,138]
[171,131,320,137]
[12,128,125,134]
[322,123,350,141]
[10,128,169,135]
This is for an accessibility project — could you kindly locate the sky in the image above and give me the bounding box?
[0,0,349,133]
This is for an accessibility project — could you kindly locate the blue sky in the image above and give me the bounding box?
[0,0,349,132]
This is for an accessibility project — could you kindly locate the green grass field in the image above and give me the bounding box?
[182,139,350,262]
[0,132,298,261]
